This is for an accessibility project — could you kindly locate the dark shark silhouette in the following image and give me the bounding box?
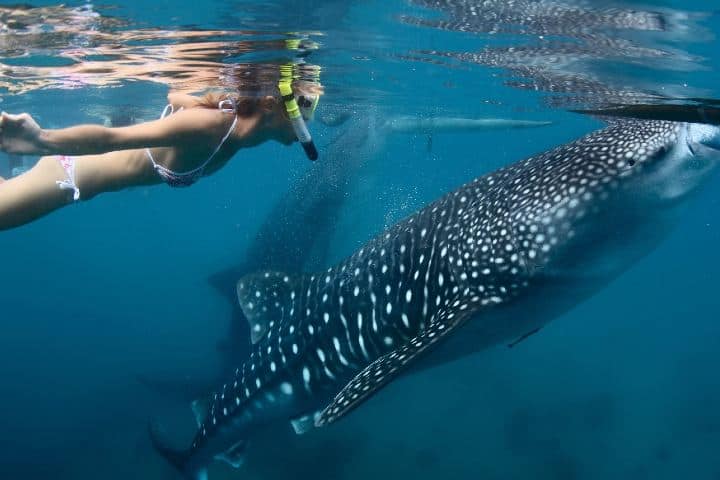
[151,119,720,479]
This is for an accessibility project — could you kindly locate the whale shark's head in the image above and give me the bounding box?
[625,121,720,205]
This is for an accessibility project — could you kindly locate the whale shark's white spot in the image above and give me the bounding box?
[354,286,360,297]
[406,289,412,302]
[281,382,293,395]
[333,337,349,366]
[270,362,276,372]
[324,312,330,323]
[317,349,326,362]
[358,334,369,359]
[292,344,299,354]
[402,313,410,328]
[308,325,314,335]
[386,302,392,315]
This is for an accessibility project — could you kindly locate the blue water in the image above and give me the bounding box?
[1,1,720,479]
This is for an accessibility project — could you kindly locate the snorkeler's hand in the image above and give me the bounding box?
[0,112,45,155]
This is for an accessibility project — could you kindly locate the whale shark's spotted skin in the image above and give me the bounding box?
[152,120,720,478]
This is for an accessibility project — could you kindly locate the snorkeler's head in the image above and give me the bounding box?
[199,61,323,158]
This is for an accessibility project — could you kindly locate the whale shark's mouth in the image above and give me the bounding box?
[687,139,720,157]
[686,123,720,156]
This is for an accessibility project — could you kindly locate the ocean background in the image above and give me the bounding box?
[1,0,719,479]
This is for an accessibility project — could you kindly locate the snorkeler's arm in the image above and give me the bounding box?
[167,92,203,110]
[0,109,228,155]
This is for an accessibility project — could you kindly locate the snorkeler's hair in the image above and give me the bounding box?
[199,93,270,117]
[199,82,323,119]
[198,63,324,117]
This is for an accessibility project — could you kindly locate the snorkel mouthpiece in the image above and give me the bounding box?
[278,80,318,161]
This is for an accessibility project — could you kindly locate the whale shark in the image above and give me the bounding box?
[138,110,551,402]
[150,118,720,478]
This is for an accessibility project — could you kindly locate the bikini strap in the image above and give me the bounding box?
[205,114,238,164]
[147,99,236,175]
[56,155,81,201]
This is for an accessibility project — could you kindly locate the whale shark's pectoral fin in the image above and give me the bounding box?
[315,308,473,427]
[237,272,301,344]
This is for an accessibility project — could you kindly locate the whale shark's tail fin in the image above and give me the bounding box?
[149,422,206,480]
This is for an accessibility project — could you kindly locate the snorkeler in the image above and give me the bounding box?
[0,83,321,231]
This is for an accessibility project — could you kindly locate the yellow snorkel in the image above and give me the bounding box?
[279,64,319,161]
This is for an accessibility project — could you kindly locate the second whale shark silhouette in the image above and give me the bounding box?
[151,118,720,478]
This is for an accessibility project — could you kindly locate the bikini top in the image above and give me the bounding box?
[146,100,238,188]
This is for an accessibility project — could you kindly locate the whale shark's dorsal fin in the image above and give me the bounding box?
[191,398,210,428]
[315,307,474,427]
[236,272,300,344]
